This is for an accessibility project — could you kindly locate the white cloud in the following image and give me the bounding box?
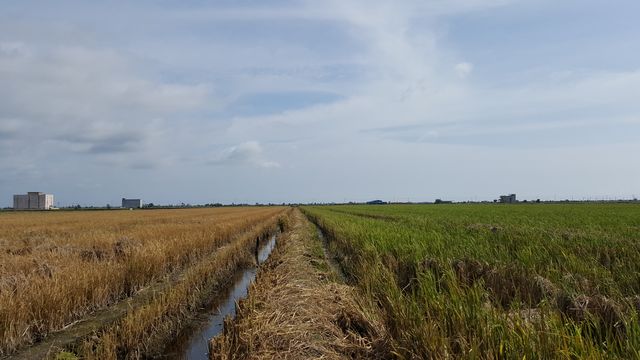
[219,0,640,145]
[455,62,474,79]
[0,44,209,119]
[209,141,280,169]
[0,41,210,171]
[165,0,515,23]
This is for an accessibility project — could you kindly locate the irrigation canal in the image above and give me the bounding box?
[163,233,278,359]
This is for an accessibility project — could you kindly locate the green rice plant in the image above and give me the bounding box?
[303,203,640,358]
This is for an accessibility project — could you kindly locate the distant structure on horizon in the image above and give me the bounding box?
[13,192,54,210]
[122,198,142,208]
[366,200,387,205]
[499,194,517,204]
[435,199,453,204]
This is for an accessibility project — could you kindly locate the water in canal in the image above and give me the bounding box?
[164,234,277,359]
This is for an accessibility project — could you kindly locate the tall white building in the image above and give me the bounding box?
[13,192,54,210]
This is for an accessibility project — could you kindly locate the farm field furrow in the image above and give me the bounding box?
[303,203,640,359]
[0,207,287,356]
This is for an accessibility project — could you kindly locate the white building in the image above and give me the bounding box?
[13,192,54,210]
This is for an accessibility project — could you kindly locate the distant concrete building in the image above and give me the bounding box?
[13,194,29,209]
[499,194,517,204]
[122,198,142,208]
[435,199,453,204]
[13,192,54,210]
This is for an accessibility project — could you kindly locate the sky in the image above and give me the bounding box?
[1,0,639,206]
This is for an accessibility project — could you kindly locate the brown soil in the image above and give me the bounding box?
[210,209,393,360]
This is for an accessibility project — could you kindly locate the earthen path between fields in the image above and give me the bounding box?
[210,209,393,360]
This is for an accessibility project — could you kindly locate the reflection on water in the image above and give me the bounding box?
[258,234,277,265]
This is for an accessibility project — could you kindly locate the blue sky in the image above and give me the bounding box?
[1,0,639,206]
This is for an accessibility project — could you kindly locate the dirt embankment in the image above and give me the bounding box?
[210,209,393,360]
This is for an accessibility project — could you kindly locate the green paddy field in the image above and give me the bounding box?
[303,203,640,359]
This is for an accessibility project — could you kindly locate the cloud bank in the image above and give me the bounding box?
[1,0,639,205]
